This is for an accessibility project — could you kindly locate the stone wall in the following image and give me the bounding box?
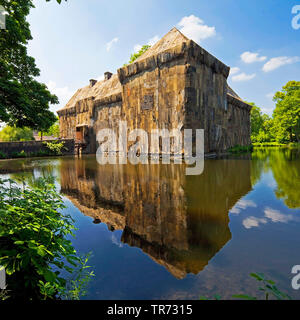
[183,40,251,153]
[58,107,76,139]
[118,43,187,152]
[0,139,74,158]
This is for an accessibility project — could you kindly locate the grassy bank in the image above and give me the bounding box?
[228,145,254,154]
[253,142,300,147]
[228,142,300,154]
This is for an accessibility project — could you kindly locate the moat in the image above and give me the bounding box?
[0,147,299,299]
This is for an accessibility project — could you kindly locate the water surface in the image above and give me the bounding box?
[0,147,299,299]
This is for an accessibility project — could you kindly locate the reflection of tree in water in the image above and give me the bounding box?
[269,148,300,209]
[1,158,59,188]
[251,148,271,187]
[251,148,300,209]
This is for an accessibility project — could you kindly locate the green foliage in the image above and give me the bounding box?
[0,177,93,300]
[249,103,264,138]
[62,253,95,300]
[228,145,253,154]
[0,0,59,130]
[0,288,9,300]
[40,119,60,138]
[44,140,66,155]
[288,142,300,148]
[253,142,286,147]
[249,81,300,144]
[11,150,27,158]
[251,147,300,208]
[234,273,292,301]
[273,81,300,143]
[0,126,34,142]
[46,0,67,3]
[249,102,275,143]
[0,151,7,159]
[124,45,151,66]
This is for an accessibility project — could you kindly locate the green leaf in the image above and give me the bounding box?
[232,295,257,300]
[43,270,57,283]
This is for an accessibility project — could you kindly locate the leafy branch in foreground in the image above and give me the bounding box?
[0,177,94,300]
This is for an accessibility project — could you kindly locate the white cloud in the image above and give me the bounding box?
[230,67,240,75]
[177,15,216,43]
[133,35,160,53]
[47,81,74,114]
[230,199,257,215]
[132,14,217,55]
[97,75,104,81]
[242,207,298,229]
[266,92,274,99]
[264,207,294,223]
[111,234,123,248]
[262,56,300,72]
[106,37,119,52]
[232,72,256,82]
[243,217,267,229]
[241,51,267,64]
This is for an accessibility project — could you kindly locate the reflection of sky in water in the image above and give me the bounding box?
[1,149,300,300]
[230,170,300,230]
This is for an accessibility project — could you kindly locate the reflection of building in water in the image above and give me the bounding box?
[60,158,252,279]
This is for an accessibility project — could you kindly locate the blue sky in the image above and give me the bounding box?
[28,0,300,115]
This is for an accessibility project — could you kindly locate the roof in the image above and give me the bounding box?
[134,27,189,62]
[58,73,122,112]
[227,85,242,100]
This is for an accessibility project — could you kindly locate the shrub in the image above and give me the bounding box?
[0,151,7,159]
[0,178,94,300]
[11,150,27,158]
[44,141,67,155]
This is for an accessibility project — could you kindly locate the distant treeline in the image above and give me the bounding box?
[249,81,300,145]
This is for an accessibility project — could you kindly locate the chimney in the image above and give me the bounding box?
[104,72,113,81]
[89,79,97,87]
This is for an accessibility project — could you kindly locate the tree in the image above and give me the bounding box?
[272,81,300,143]
[124,45,151,66]
[0,125,34,142]
[248,102,276,143]
[0,0,65,131]
[39,118,60,139]
[249,103,264,141]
